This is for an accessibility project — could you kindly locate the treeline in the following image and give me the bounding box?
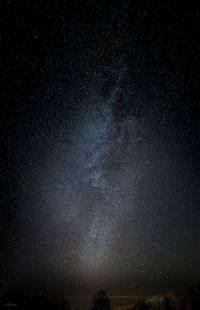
[0,286,200,310]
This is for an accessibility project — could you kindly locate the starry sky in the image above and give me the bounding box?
[1,0,200,297]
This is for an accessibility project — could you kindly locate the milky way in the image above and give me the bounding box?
[1,0,200,296]
[36,84,147,276]
[23,78,199,294]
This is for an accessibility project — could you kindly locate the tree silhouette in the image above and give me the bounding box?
[91,290,110,310]
[164,297,172,310]
[137,303,149,310]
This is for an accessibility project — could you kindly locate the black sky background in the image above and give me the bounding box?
[1,0,200,297]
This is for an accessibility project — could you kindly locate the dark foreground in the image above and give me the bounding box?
[0,287,200,310]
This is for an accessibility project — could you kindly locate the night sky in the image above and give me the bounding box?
[1,0,200,297]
